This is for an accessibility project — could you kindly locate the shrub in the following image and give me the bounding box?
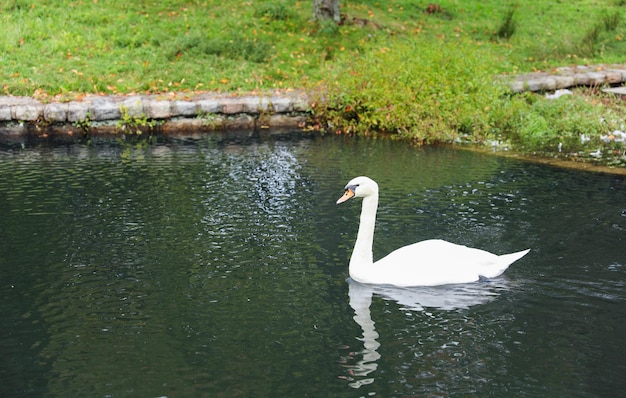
[578,23,603,57]
[254,2,294,21]
[602,10,622,31]
[496,6,518,40]
[168,32,271,63]
[314,37,507,143]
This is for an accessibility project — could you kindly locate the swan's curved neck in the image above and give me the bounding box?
[350,193,378,270]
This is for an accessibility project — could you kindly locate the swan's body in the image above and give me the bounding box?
[337,176,529,287]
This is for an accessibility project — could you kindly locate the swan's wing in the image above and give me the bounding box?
[370,240,529,286]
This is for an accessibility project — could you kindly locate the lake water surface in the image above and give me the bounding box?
[1,132,625,397]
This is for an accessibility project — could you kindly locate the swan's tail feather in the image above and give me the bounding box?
[485,248,530,278]
[500,248,530,264]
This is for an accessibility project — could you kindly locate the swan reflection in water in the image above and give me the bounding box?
[342,277,511,389]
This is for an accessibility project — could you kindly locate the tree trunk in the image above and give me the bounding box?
[312,0,340,22]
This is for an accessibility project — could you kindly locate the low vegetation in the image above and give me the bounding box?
[1,0,625,164]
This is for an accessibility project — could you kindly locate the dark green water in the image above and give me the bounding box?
[1,132,624,397]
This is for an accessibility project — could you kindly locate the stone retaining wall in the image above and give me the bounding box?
[509,64,626,93]
[0,91,311,143]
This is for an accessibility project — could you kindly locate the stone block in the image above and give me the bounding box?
[244,96,291,113]
[510,80,524,93]
[90,98,121,121]
[171,100,197,116]
[525,79,543,92]
[144,98,171,119]
[13,103,43,121]
[223,114,254,129]
[161,118,207,133]
[220,98,244,114]
[120,96,144,118]
[586,72,606,85]
[605,70,624,84]
[291,96,309,112]
[602,87,626,96]
[67,102,90,122]
[573,73,590,86]
[540,78,557,91]
[242,96,270,113]
[269,96,292,113]
[44,103,68,122]
[196,98,222,114]
[554,75,575,89]
[268,114,305,128]
[0,105,11,121]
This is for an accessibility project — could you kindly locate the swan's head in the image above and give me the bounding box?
[336,176,379,204]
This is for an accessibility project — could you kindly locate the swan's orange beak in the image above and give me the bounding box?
[336,188,355,204]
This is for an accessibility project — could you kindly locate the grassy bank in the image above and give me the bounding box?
[2,0,626,164]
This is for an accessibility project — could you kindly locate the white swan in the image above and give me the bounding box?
[337,176,530,287]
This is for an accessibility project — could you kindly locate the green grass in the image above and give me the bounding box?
[1,0,626,160]
[2,0,625,97]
